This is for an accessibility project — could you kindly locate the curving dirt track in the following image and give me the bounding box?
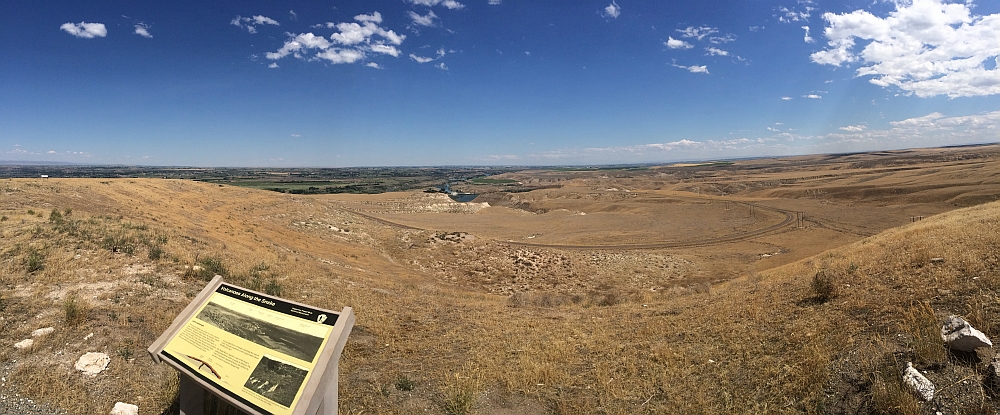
[344,201,797,251]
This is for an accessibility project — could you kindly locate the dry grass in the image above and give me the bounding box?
[2,163,1000,414]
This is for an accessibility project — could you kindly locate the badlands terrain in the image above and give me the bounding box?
[4,144,1000,414]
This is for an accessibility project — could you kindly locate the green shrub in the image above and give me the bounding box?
[26,248,45,273]
[395,375,416,391]
[148,244,164,260]
[48,208,63,224]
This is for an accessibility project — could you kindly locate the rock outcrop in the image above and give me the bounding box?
[902,362,935,401]
[109,402,138,415]
[941,315,992,352]
[75,352,110,376]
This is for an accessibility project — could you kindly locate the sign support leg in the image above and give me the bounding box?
[179,375,205,415]
[315,367,339,415]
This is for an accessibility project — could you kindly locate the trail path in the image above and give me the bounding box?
[343,200,796,250]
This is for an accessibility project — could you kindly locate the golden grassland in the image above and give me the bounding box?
[2,146,1000,414]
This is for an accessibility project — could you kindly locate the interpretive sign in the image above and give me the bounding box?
[149,276,354,415]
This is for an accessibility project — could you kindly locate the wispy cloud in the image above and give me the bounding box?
[705,47,729,56]
[488,0,501,4]
[435,62,448,70]
[811,0,1000,98]
[268,62,278,68]
[603,1,621,19]
[781,96,793,101]
[60,22,107,38]
[231,15,279,34]
[665,37,693,49]
[777,1,815,23]
[134,23,152,38]
[673,64,709,74]
[408,10,438,27]
[803,94,821,99]
[479,111,1000,164]
[406,0,465,10]
[677,26,717,41]
[410,48,447,64]
[801,26,813,43]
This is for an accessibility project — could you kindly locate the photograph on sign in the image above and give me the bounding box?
[245,355,310,407]
[160,284,336,415]
[195,301,325,363]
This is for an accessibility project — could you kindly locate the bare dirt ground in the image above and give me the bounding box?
[3,144,1000,414]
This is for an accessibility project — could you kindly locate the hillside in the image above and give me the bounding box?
[1,174,1000,414]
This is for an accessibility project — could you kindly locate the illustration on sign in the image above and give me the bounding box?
[160,284,338,415]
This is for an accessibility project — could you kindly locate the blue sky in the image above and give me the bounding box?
[2,0,998,166]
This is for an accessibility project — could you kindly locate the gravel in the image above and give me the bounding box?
[0,362,68,415]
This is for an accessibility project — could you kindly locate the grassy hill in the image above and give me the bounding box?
[2,178,999,414]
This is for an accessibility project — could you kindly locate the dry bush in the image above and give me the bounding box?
[63,294,90,326]
[441,372,480,415]
[811,269,838,303]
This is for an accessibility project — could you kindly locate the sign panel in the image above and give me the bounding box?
[159,283,339,415]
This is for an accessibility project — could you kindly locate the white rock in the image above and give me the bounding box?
[109,402,138,415]
[31,327,54,337]
[941,315,992,352]
[13,339,34,350]
[75,352,110,376]
[83,333,94,341]
[902,362,934,401]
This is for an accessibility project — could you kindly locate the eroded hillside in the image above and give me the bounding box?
[2,147,1000,414]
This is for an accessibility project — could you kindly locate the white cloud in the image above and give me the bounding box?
[778,4,814,23]
[366,62,382,69]
[354,12,383,24]
[291,134,301,137]
[750,26,763,32]
[604,1,621,19]
[370,44,401,57]
[231,15,279,33]
[60,22,107,38]
[709,34,736,44]
[289,10,298,20]
[802,26,813,43]
[268,62,278,68]
[678,26,717,41]
[47,150,56,154]
[781,96,793,100]
[839,125,867,132]
[673,64,709,74]
[407,0,465,9]
[134,23,152,38]
[408,10,438,27]
[804,94,822,99]
[705,47,729,56]
[665,37,693,49]
[489,0,501,4]
[484,110,1000,164]
[268,12,405,66]
[435,62,448,70]
[410,54,435,63]
[316,49,365,64]
[811,0,1000,98]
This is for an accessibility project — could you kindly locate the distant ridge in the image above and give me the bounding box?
[0,160,80,166]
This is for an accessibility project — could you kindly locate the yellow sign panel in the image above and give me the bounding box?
[161,284,337,415]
